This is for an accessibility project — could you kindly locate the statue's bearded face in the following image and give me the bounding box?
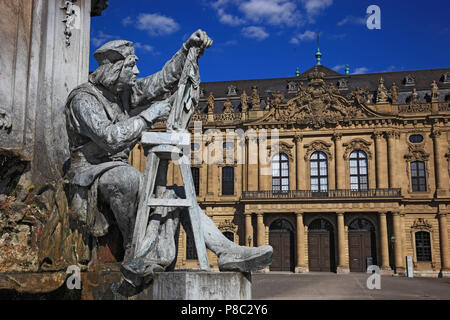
[115,54,140,91]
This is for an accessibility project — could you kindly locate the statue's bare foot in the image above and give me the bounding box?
[218,245,273,272]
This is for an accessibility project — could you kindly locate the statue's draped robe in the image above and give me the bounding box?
[65,47,187,241]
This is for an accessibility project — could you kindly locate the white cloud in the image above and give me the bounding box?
[91,31,118,48]
[134,42,155,53]
[122,16,133,26]
[217,8,246,26]
[333,64,346,72]
[352,67,369,74]
[242,26,269,40]
[136,13,180,36]
[239,0,301,26]
[337,15,366,26]
[301,0,333,16]
[290,30,316,44]
[382,65,396,73]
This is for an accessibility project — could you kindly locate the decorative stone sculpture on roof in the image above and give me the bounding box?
[376,77,388,104]
[250,86,261,109]
[390,83,399,104]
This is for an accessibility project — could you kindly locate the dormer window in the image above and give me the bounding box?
[227,85,237,96]
[404,74,415,86]
[287,81,297,92]
[442,72,450,84]
[337,79,348,90]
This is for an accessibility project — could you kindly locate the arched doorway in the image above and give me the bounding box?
[269,219,294,272]
[348,218,377,272]
[308,219,336,272]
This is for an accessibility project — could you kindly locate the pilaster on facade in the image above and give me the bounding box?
[295,212,308,273]
[336,212,350,274]
[431,128,449,197]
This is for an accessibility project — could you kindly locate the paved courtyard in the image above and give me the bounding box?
[252,273,450,300]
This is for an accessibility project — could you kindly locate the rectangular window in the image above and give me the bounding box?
[222,166,234,195]
[191,167,200,196]
[411,161,427,192]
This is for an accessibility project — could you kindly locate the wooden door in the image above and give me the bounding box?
[308,231,331,272]
[269,230,293,271]
[349,231,372,272]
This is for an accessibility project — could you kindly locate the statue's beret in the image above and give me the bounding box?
[93,40,135,65]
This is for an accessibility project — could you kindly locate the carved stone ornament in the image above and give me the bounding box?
[337,79,348,90]
[253,67,373,128]
[343,139,373,160]
[218,219,238,234]
[411,218,432,230]
[404,143,430,162]
[207,92,215,114]
[240,91,249,112]
[214,99,241,122]
[268,141,294,160]
[61,0,79,47]
[250,86,261,110]
[376,77,388,104]
[0,108,12,131]
[304,141,333,161]
[192,105,207,122]
[431,81,440,102]
[390,83,399,104]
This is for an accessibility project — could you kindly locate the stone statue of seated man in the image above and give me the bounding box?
[65,29,272,287]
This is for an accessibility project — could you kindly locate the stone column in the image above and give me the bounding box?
[432,128,449,197]
[337,212,349,273]
[386,131,399,189]
[333,133,345,190]
[374,131,388,189]
[247,133,259,191]
[295,212,307,273]
[438,212,450,274]
[245,213,253,247]
[257,213,265,246]
[392,212,405,273]
[294,134,304,190]
[378,212,391,271]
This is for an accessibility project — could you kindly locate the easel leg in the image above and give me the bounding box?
[132,151,160,258]
[179,160,210,271]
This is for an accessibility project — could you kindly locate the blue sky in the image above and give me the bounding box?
[90,0,450,82]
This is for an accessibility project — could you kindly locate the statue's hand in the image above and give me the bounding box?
[184,29,213,51]
[140,100,171,125]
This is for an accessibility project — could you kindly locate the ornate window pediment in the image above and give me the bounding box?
[343,139,373,160]
[404,144,430,162]
[304,141,333,161]
[411,218,432,231]
[218,219,238,233]
[269,141,294,160]
[404,74,416,86]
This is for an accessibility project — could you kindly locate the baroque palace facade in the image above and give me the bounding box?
[131,62,450,277]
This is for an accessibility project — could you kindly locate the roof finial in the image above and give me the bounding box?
[315,33,322,65]
[345,64,350,75]
[296,67,300,77]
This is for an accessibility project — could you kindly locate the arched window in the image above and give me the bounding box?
[186,231,197,260]
[191,167,200,196]
[411,161,426,192]
[310,152,328,192]
[349,151,368,191]
[272,153,289,192]
[222,231,234,242]
[415,231,431,261]
[222,166,234,195]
